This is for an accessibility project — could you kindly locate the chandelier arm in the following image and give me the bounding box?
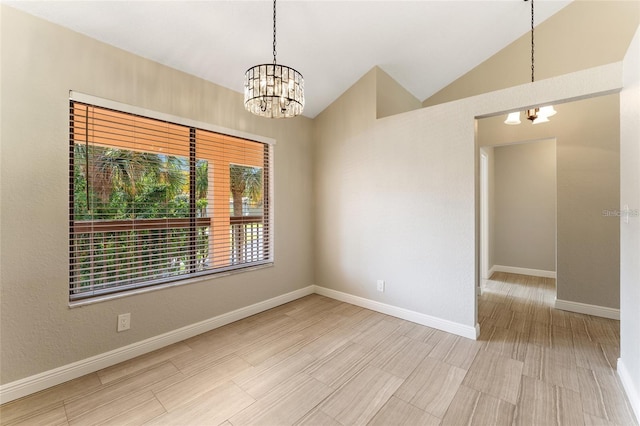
[273,0,277,65]
[531,0,535,83]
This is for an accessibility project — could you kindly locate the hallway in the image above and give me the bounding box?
[478,272,637,425]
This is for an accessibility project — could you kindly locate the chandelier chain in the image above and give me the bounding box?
[272,0,277,64]
[530,0,535,83]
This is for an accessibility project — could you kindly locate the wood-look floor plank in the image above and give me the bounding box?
[583,412,618,426]
[429,334,482,370]
[539,347,580,392]
[9,405,68,426]
[229,373,333,426]
[326,301,364,317]
[462,350,523,405]
[478,300,499,318]
[578,367,638,425]
[153,354,250,412]
[222,309,292,336]
[96,342,191,385]
[299,325,362,359]
[529,320,552,347]
[343,310,386,332]
[284,295,342,320]
[531,305,552,325]
[99,398,166,426]
[514,375,583,426]
[146,381,254,425]
[295,409,342,426]
[551,324,575,351]
[368,396,440,426]
[171,332,249,375]
[63,362,180,422]
[236,330,310,366]
[523,343,544,380]
[483,326,528,362]
[293,313,349,339]
[394,356,466,418]
[351,319,400,348]
[370,333,432,379]
[569,315,593,338]
[233,351,317,399]
[491,308,514,330]
[319,365,403,426]
[551,308,570,328]
[422,329,450,348]
[0,374,101,425]
[182,326,242,352]
[600,344,619,370]
[508,310,533,335]
[585,319,619,347]
[401,323,440,343]
[305,342,376,388]
[574,340,613,371]
[68,391,163,426]
[441,385,515,426]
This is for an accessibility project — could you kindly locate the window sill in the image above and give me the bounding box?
[68,262,274,308]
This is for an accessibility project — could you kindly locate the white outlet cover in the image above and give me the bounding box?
[117,313,131,332]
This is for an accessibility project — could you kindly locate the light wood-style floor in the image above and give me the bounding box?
[1,273,637,425]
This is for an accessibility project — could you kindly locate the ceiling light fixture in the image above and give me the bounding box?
[244,0,304,118]
[504,0,557,126]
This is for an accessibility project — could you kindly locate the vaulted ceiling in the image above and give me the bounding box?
[6,0,571,117]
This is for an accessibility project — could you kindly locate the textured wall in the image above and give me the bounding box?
[493,140,557,272]
[314,58,623,333]
[0,6,314,384]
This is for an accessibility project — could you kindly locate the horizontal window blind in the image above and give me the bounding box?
[69,101,272,300]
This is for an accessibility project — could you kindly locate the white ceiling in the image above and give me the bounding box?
[5,0,571,118]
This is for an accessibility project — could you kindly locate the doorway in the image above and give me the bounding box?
[476,93,621,320]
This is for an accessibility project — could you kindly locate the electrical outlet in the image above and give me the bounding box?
[117,313,131,332]
[377,280,385,292]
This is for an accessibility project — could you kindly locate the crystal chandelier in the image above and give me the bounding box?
[504,0,557,125]
[244,0,304,118]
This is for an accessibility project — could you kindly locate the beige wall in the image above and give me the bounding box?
[424,0,640,107]
[0,6,314,384]
[493,139,557,272]
[619,26,640,420]
[314,52,623,337]
[375,67,422,119]
[314,69,479,329]
[478,94,621,309]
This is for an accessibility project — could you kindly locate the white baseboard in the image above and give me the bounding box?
[554,298,620,320]
[484,265,496,279]
[0,286,315,404]
[618,358,640,423]
[492,265,556,279]
[313,285,479,340]
[2,284,483,404]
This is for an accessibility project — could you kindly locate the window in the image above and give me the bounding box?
[69,99,272,301]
